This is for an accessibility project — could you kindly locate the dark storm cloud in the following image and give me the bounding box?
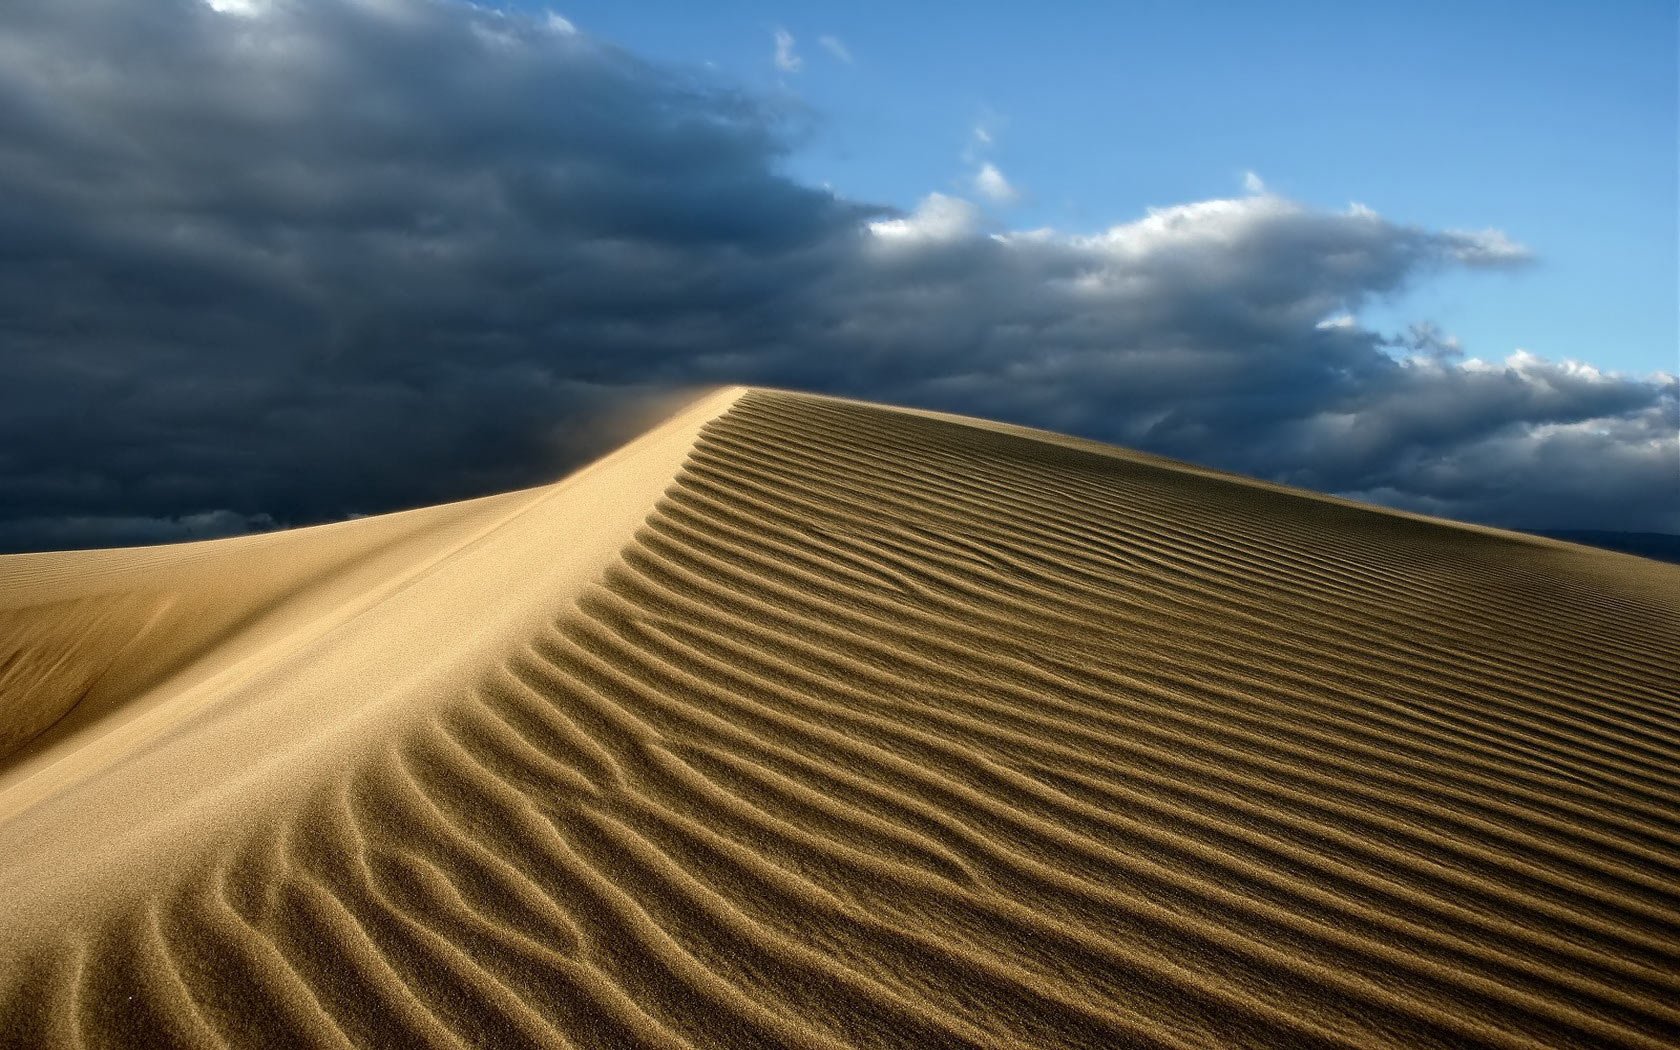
[1,0,1674,551]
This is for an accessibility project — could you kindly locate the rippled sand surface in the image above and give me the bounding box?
[2,387,1676,1049]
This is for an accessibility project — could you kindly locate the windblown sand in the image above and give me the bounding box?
[1,387,1677,1049]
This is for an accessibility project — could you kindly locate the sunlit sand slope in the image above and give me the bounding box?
[1,388,1677,1049]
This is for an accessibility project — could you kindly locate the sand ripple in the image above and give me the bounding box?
[2,390,1677,1048]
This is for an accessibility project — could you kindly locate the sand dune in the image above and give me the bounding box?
[1,387,1677,1049]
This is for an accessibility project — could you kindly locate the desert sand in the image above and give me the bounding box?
[1,387,1676,1048]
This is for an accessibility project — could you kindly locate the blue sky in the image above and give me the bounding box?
[539,0,1677,377]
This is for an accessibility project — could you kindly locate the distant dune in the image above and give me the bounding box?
[2,387,1677,1049]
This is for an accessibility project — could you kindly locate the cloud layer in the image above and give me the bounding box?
[1,0,1674,551]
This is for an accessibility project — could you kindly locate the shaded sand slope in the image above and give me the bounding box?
[2,389,1678,1049]
[0,388,744,931]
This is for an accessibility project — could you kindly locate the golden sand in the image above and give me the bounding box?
[1,388,1676,1048]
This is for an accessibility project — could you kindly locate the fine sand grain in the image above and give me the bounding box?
[1,388,1676,1048]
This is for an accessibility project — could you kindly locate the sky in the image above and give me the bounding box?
[556,0,1678,377]
[0,0,1675,551]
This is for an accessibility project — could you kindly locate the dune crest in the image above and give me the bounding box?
[1,388,1677,1048]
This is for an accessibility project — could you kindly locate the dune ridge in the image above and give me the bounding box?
[1,388,1676,1048]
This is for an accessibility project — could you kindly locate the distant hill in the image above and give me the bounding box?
[1535,529,1680,564]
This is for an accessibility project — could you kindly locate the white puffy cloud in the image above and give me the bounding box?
[203,0,266,15]
[973,162,1019,204]
[1075,194,1306,256]
[867,193,981,242]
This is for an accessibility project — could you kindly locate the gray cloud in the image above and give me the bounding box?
[0,0,1674,552]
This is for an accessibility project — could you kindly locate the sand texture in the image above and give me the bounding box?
[1,387,1677,1048]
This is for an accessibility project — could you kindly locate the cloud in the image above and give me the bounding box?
[0,0,1672,551]
[1242,170,1266,195]
[817,34,852,64]
[963,118,999,164]
[201,0,266,15]
[867,193,981,243]
[973,162,1020,204]
[1385,321,1463,361]
[773,28,801,72]
[1444,227,1530,265]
